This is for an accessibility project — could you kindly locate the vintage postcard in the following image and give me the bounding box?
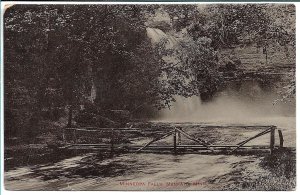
[2,2,296,191]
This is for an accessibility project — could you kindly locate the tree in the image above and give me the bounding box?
[197,4,295,60]
[4,5,173,134]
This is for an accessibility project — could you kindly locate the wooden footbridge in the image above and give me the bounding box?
[59,125,285,155]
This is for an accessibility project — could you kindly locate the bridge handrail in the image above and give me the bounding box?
[65,127,143,132]
[61,125,283,155]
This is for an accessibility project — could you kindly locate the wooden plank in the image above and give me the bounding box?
[64,146,275,153]
[61,145,295,151]
[134,147,272,151]
[66,146,272,150]
[65,128,141,132]
[132,146,271,150]
[66,127,141,130]
[136,130,174,152]
[84,127,125,130]
[237,126,274,145]
[127,150,272,155]
[64,144,272,149]
[232,126,273,152]
[278,129,284,148]
[139,145,270,148]
[175,127,214,152]
[66,125,274,131]
[174,125,274,129]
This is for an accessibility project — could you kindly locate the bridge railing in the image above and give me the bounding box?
[61,125,284,155]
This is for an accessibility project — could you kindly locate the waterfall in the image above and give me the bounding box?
[157,90,295,126]
[146,27,178,47]
[146,27,294,125]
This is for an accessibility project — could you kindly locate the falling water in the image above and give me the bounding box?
[158,90,295,132]
[146,25,295,133]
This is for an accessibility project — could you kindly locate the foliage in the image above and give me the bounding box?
[273,71,296,104]
[192,4,295,50]
[4,5,183,138]
[156,34,219,100]
[4,4,295,140]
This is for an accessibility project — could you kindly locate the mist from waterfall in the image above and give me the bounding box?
[157,90,295,126]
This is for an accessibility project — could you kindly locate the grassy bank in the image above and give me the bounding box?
[226,148,296,190]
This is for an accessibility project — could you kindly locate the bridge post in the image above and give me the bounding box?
[73,129,77,144]
[62,128,66,143]
[278,129,284,148]
[178,131,181,145]
[270,126,275,154]
[173,128,177,154]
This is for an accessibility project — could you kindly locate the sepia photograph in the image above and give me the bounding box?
[2,3,296,191]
